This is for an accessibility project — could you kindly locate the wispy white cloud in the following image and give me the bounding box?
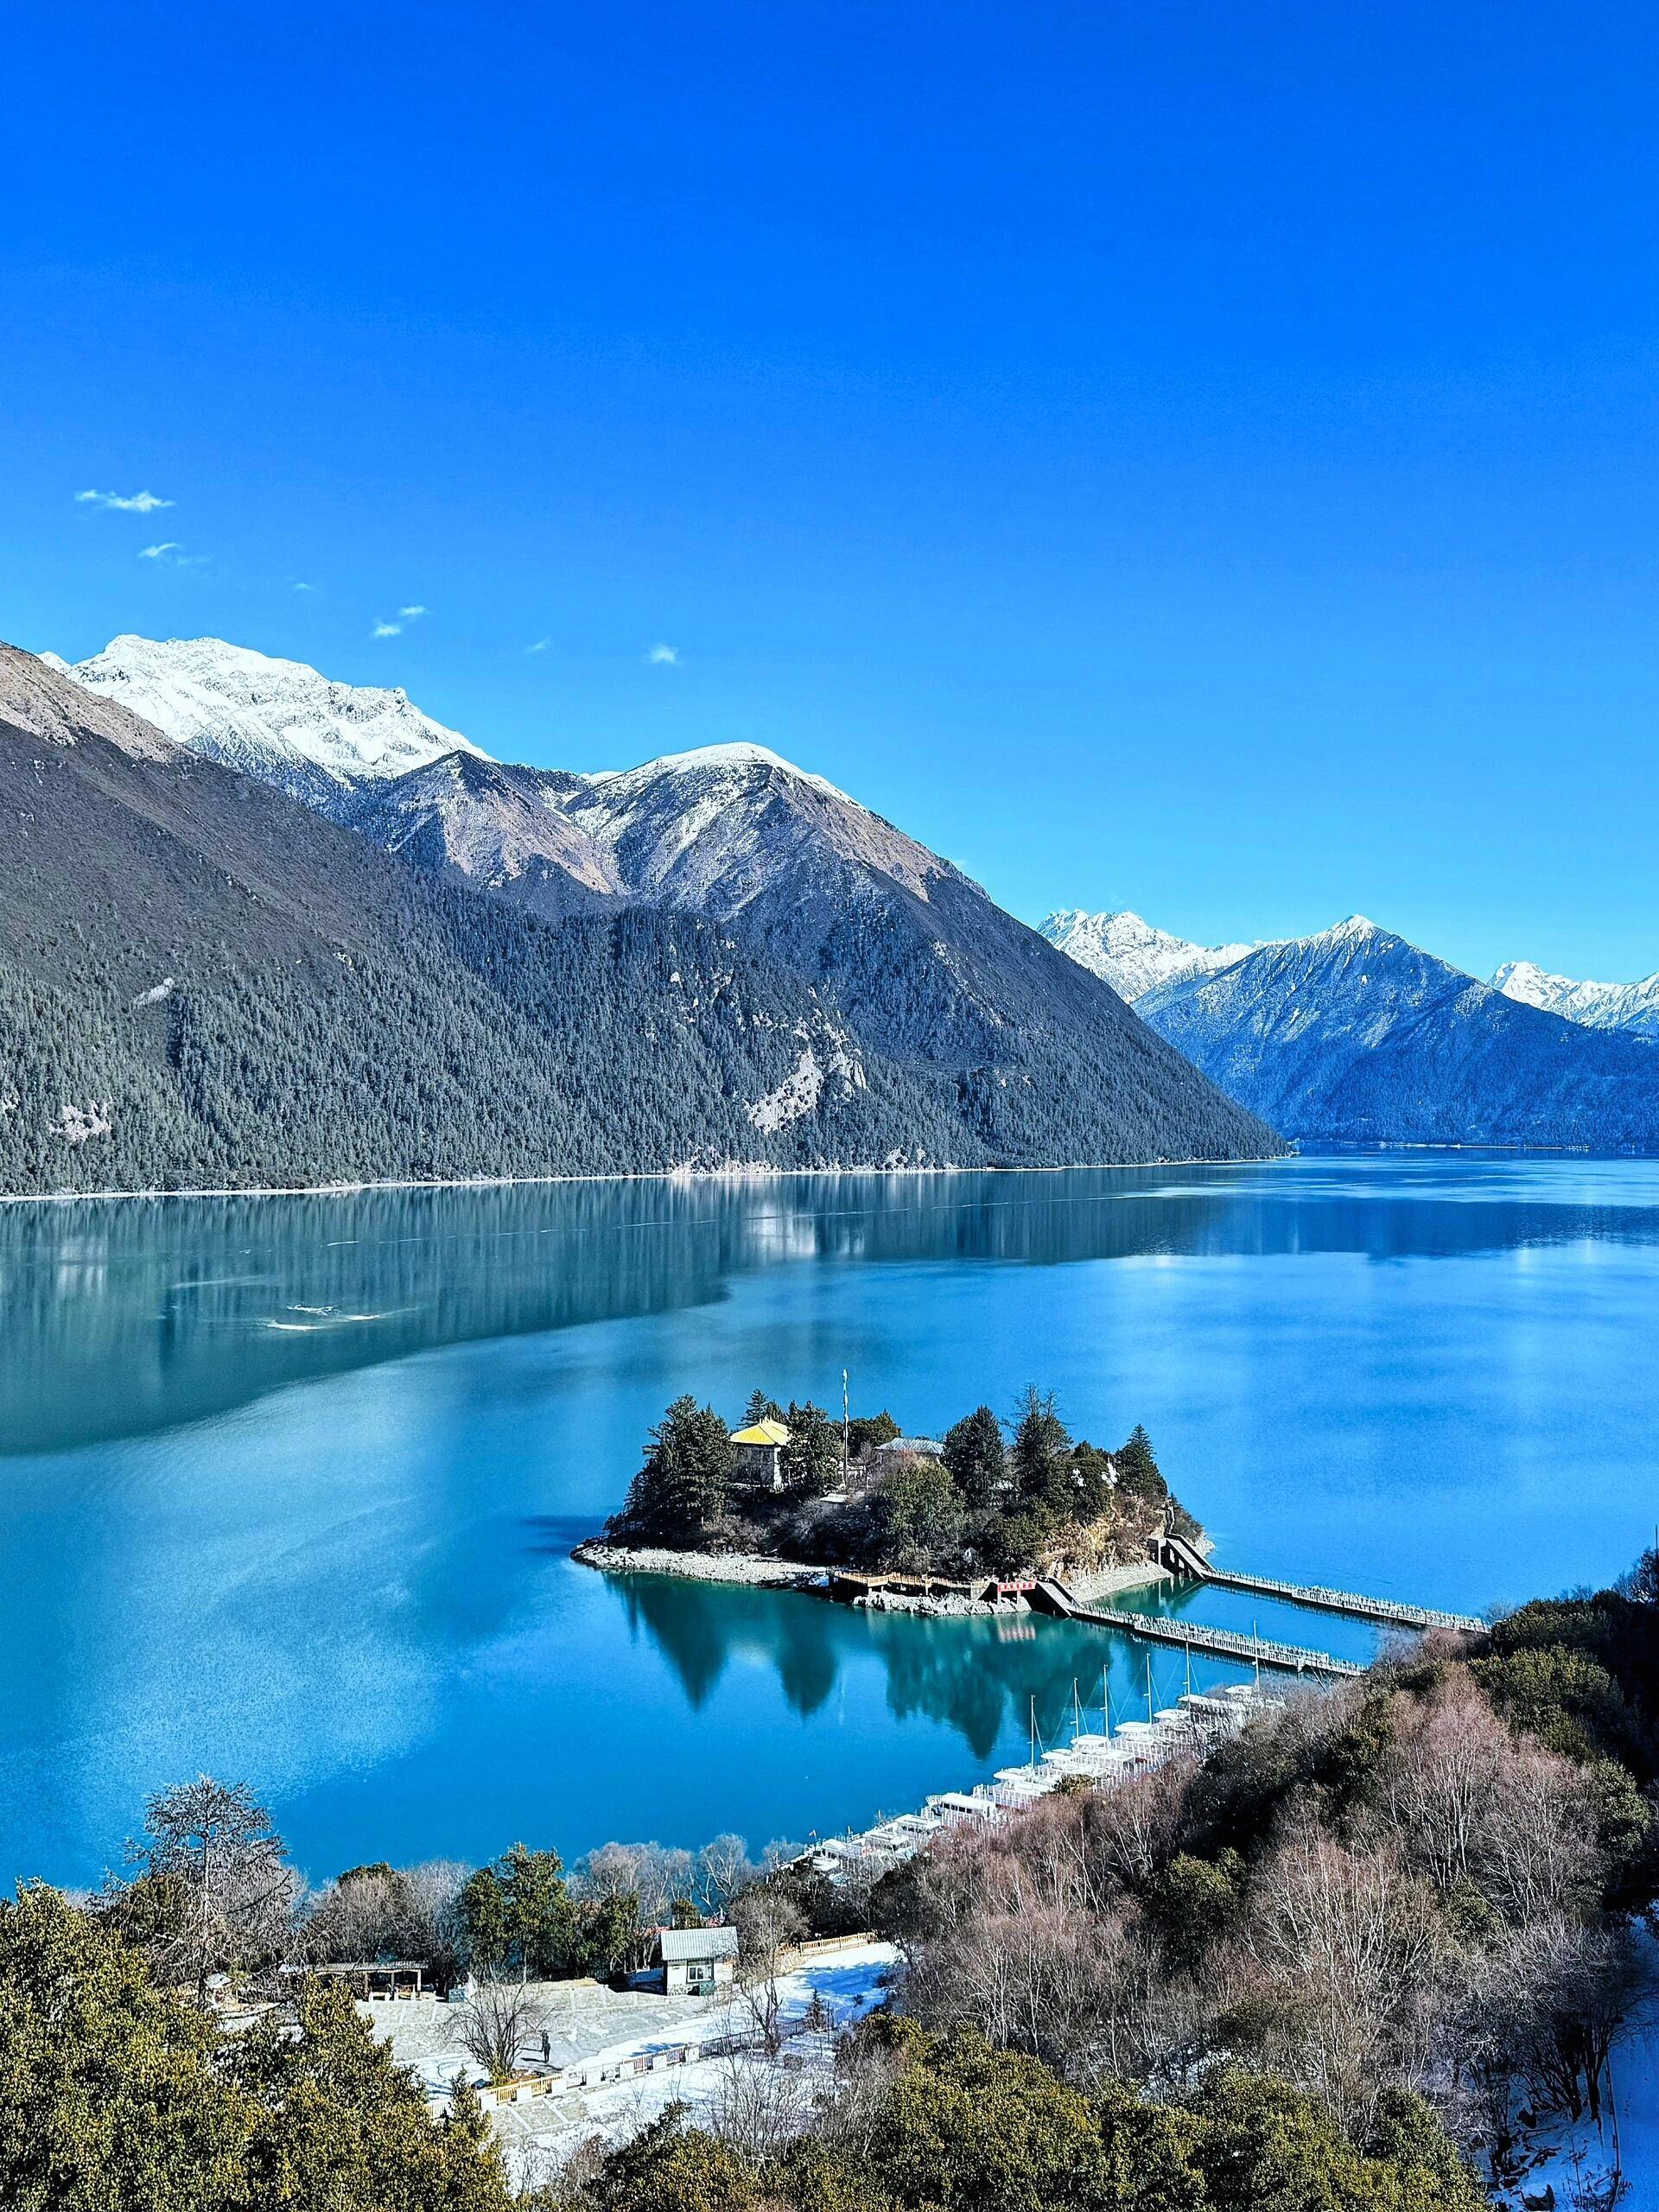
[645,643,679,665]
[372,621,403,639]
[526,638,550,654]
[139,543,181,561]
[292,581,317,593]
[76,488,174,513]
[139,543,209,567]
[397,603,427,619]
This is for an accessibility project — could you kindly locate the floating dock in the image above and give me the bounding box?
[1193,1566,1483,1634]
[1027,1578,1364,1677]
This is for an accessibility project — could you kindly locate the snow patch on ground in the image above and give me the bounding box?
[368,1942,899,2190]
[749,1045,825,1131]
[55,1101,113,1144]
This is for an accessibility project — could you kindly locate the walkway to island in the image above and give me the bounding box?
[578,1541,1483,1681]
[1027,1578,1363,1678]
[1196,1566,1484,1634]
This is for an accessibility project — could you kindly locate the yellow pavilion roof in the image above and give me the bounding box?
[731,1419,791,1446]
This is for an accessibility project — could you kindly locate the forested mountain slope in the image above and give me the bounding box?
[0,645,1281,1192]
[0,647,953,1192]
[556,742,1280,1162]
[1142,916,1659,1148]
[53,639,1284,1173]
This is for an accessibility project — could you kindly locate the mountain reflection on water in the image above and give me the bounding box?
[7,1153,1659,1457]
[3,1152,1657,1887]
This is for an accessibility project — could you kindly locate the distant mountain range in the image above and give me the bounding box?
[1130,917,1659,1149]
[1040,909,1260,1002]
[1,636,1279,1194]
[1491,958,1659,1041]
[1045,905,1659,1050]
[1039,895,1659,1147]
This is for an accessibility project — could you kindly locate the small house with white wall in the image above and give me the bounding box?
[868,1436,944,1469]
[652,1923,739,1996]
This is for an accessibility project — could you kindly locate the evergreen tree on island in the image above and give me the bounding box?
[942,1404,1006,1511]
[613,1396,733,1541]
[1114,1422,1166,1502]
[1011,1386,1076,1521]
[743,1389,785,1427]
[782,1400,841,1496]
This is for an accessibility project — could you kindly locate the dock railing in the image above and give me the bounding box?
[1198,1567,1484,1634]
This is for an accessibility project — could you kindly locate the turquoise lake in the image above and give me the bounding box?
[3,1151,1656,1890]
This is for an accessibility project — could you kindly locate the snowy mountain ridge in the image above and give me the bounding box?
[62,634,487,813]
[563,740,953,914]
[1491,958,1659,1041]
[1040,907,1260,1002]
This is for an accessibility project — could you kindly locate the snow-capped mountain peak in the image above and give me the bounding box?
[61,634,487,811]
[1039,908,1259,1003]
[564,737,947,909]
[584,740,853,804]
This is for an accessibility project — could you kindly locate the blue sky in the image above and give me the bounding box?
[6,1,1659,981]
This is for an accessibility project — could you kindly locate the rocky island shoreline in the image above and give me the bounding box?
[570,1535,1174,1615]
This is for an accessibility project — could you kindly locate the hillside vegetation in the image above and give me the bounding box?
[0,643,1283,1193]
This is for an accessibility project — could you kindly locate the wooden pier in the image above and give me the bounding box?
[1027,1579,1363,1678]
[1146,1533,1484,1634]
[1198,1567,1482,1634]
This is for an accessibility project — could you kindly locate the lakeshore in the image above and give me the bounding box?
[0,1150,1294,1209]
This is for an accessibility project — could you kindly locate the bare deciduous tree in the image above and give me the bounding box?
[1236,1804,1448,2137]
[299,1856,470,1986]
[732,1889,808,2055]
[576,1840,696,1935]
[696,1833,757,1921]
[123,1774,297,1999]
[1381,1680,1601,1928]
[458,1979,543,2084]
[1478,1915,1644,2128]
[706,2046,815,2156]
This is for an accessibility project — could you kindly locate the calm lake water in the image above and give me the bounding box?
[3,1152,1657,1890]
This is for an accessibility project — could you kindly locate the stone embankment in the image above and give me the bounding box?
[571,1540,1166,1615]
[570,1540,820,1588]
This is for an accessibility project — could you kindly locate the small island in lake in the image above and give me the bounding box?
[575,1387,1203,1610]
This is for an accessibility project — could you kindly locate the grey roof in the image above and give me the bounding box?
[874,1437,944,1457]
[656,1924,739,1962]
